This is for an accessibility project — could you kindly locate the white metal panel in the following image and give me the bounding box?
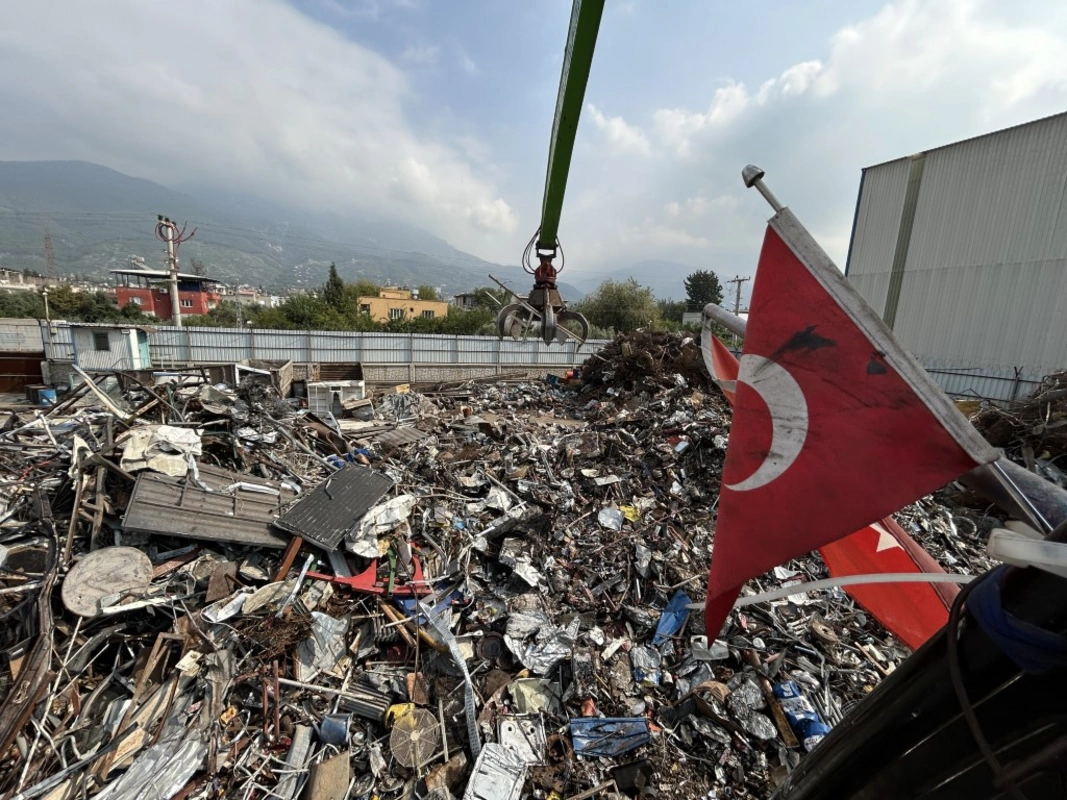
[457,336,496,365]
[72,328,134,371]
[412,334,452,364]
[310,331,359,362]
[847,157,911,302]
[0,318,46,352]
[849,111,1067,380]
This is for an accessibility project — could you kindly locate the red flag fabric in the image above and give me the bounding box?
[820,519,957,649]
[699,324,739,404]
[701,314,958,649]
[705,209,998,638]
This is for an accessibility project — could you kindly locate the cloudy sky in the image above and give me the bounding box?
[3,0,1067,300]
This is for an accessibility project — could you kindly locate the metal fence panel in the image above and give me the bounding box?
[412,334,453,364]
[0,319,45,352]
[34,319,609,370]
[310,331,360,363]
[457,336,497,365]
[359,334,409,364]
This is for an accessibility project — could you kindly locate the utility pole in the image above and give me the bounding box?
[726,274,750,316]
[726,274,751,348]
[154,215,196,327]
[43,232,57,280]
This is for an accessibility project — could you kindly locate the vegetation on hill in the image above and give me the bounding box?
[0,265,726,340]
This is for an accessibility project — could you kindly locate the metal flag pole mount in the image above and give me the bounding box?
[990,458,1054,535]
[741,164,784,213]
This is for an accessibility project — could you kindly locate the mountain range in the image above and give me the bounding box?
[0,160,584,300]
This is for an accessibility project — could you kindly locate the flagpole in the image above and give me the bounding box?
[989,459,1054,534]
[742,164,784,212]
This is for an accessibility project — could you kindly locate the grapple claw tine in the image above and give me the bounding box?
[557,310,590,346]
[541,304,557,345]
[496,303,529,340]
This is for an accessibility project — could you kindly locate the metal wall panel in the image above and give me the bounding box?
[457,336,497,364]
[37,321,74,361]
[847,158,911,312]
[310,331,359,362]
[413,334,453,364]
[849,112,1067,378]
[0,319,46,352]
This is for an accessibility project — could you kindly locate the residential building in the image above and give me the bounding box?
[452,292,480,309]
[228,287,282,308]
[356,287,449,323]
[112,268,221,321]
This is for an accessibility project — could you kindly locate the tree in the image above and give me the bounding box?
[0,291,45,319]
[574,278,660,333]
[657,298,687,324]
[349,280,380,299]
[322,262,346,312]
[683,269,724,311]
[189,258,207,277]
[415,284,438,302]
[469,287,510,309]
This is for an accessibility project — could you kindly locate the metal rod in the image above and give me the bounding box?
[990,458,1053,534]
[741,164,784,212]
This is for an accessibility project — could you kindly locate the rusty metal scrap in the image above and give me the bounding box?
[0,337,1012,800]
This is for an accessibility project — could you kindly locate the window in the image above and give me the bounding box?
[130,296,142,305]
[389,307,404,320]
[181,299,193,308]
[360,304,371,315]
[421,310,435,319]
[92,332,110,352]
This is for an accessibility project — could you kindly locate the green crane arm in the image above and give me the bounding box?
[536,0,605,255]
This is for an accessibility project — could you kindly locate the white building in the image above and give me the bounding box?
[846,111,1067,401]
[59,323,154,372]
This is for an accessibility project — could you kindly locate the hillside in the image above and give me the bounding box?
[0,160,583,299]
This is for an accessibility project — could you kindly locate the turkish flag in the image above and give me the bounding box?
[704,209,998,638]
[701,313,961,648]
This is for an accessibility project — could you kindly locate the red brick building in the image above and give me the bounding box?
[112,269,221,322]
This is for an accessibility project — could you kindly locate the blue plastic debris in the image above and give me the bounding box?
[773,680,833,751]
[569,718,650,758]
[652,590,693,646]
[395,588,464,626]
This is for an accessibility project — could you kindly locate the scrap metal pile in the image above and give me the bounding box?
[0,336,998,800]
[972,370,1067,489]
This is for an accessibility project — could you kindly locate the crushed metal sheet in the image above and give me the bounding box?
[274,464,394,550]
[365,426,432,447]
[122,464,295,548]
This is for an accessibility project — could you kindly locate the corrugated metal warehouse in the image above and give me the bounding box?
[846,111,1067,401]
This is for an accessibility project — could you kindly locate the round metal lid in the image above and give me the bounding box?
[62,546,154,617]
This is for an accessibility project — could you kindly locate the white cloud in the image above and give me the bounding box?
[458,48,479,76]
[565,0,1067,280]
[620,219,710,249]
[402,44,440,66]
[664,195,739,219]
[588,103,652,156]
[653,82,749,156]
[0,0,516,256]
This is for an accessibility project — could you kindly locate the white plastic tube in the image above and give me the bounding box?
[684,572,975,611]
